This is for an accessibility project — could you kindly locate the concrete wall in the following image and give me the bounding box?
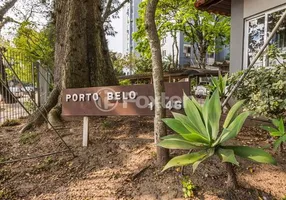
[230,0,244,73]
[244,0,286,18]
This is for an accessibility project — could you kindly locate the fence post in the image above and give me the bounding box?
[83,117,89,147]
[34,62,40,107]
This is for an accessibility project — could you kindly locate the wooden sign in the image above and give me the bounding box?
[62,82,189,116]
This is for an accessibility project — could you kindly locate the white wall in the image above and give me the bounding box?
[244,0,286,18]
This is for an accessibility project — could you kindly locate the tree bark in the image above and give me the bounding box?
[0,54,16,103]
[21,0,119,132]
[145,0,169,167]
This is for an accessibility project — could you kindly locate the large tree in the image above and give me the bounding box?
[0,0,18,103]
[21,0,128,132]
[134,0,230,69]
[145,0,169,166]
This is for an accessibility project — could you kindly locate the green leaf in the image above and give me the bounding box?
[161,134,185,140]
[162,118,209,145]
[261,125,280,135]
[172,112,201,135]
[163,150,208,171]
[191,96,202,113]
[273,135,286,151]
[219,111,251,144]
[204,90,221,140]
[223,146,277,165]
[223,100,245,128]
[272,119,280,128]
[183,93,208,139]
[192,148,214,172]
[158,138,196,150]
[217,148,239,166]
[162,118,190,135]
[278,118,285,134]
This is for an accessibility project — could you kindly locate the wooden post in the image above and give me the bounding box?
[83,117,89,147]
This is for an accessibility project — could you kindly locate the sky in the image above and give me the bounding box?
[1,0,124,53]
[107,9,124,54]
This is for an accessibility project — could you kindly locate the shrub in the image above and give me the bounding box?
[229,64,286,118]
[119,79,132,86]
[262,118,286,152]
[206,74,228,98]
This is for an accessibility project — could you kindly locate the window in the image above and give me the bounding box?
[183,45,191,57]
[162,50,167,57]
[244,5,286,68]
[161,37,166,45]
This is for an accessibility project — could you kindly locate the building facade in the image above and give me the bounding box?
[196,0,286,73]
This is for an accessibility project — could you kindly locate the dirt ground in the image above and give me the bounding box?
[0,116,285,200]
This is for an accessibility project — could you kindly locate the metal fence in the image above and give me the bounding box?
[0,48,52,123]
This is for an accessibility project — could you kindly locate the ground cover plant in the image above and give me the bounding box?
[262,118,286,152]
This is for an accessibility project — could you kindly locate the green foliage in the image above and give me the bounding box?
[110,52,152,74]
[159,90,276,172]
[1,119,20,127]
[24,99,36,113]
[267,44,286,66]
[13,21,55,67]
[119,79,132,86]
[261,118,286,151]
[181,176,196,199]
[206,74,228,98]
[36,156,54,171]
[134,0,230,68]
[229,64,286,118]
[101,120,114,130]
[4,21,55,83]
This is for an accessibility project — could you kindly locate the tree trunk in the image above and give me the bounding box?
[0,55,16,104]
[225,163,239,190]
[21,0,118,132]
[145,0,169,167]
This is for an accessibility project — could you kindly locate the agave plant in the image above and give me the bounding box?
[206,74,228,98]
[261,118,286,152]
[159,90,276,188]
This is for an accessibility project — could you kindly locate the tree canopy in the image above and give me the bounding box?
[134,0,230,68]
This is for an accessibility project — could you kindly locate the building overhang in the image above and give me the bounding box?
[195,0,231,16]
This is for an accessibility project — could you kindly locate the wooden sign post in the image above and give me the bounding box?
[62,82,189,146]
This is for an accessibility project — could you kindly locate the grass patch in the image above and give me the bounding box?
[1,119,20,127]
[35,156,55,171]
[19,132,39,145]
[101,120,114,129]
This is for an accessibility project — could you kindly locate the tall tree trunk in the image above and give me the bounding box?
[174,32,179,68]
[145,0,169,167]
[0,55,16,104]
[21,0,118,132]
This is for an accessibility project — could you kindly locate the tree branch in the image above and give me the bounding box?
[103,0,129,22]
[0,16,20,31]
[102,0,113,22]
[0,0,18,21]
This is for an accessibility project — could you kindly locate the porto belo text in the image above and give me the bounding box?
[65,91,137,102]
[65,91,183,111]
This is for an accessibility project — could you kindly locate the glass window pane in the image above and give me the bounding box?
[267,8,286,65]
[247,16,265,66]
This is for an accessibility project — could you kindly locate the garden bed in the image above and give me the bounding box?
[0,116,285,199]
